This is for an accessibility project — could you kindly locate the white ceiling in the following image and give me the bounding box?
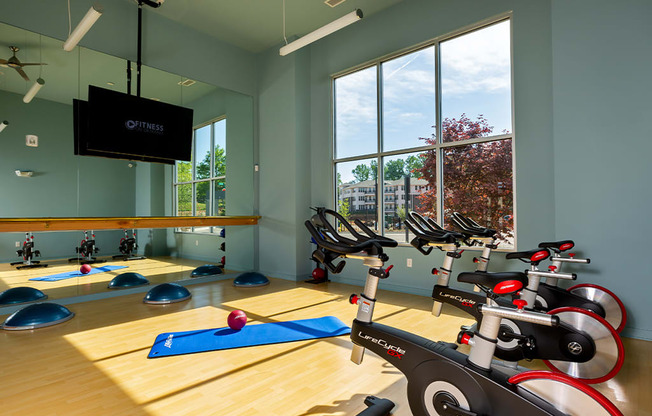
[138,0,403,52]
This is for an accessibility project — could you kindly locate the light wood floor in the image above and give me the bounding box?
[0,257,217,300]
[0,276,649,415]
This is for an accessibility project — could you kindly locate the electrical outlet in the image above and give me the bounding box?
[195,240,199,246]
[15,241,21,247]
[407,258,412,268]
[26,135,38,147]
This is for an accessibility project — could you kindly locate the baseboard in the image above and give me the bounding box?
[257,270,300,281]
[621,327,652,341]
[0,272,236,317]
[329,275,432,297]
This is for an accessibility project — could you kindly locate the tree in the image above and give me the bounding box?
[370,160,378,180]
[352,164,372,182]
[176,161,193,216]
[214,145,226,177]
[188,145,227,216]
[416,114,513,239]
[384,159,406,180]
[405,154,425,177]
[338,198,351,222]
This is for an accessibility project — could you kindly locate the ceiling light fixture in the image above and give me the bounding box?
[325,0,347,8]
[63,3,104,52]
[279,8,363,56]
[0,120,8,133]
[23,78,45,103]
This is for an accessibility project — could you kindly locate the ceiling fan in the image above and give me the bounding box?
[0,46,47,81]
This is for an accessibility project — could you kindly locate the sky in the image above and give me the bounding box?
[335,19,512,179]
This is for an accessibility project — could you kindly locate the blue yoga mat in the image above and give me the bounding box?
[29,265,128,282]
[148,316,351,358]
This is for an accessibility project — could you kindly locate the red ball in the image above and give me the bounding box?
[80,264,92,274]
[227,310,247,330]
[312,267,326,280]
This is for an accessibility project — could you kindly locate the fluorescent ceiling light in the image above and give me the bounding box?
[279,9,363,56]
[23,78,45,103]
[0,120,7,133]
[63,3,104,52]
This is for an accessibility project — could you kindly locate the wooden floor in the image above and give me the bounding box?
[0,257,215,300]
[0,275,649,415]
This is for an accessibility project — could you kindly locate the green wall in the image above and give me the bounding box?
[169,89,256,270]
[0,0,257,97]
[0,89,133,263]
[0,0,258,271]
[257,0,554,287]
[256,0,651,338]
[3,0,652,339]
[551,0,652,339]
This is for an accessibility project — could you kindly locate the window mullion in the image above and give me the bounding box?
[434,41,444,226]
[376,63,384,233]
[208,122,214,218]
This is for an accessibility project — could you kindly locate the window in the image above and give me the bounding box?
[174,118,226,233]
[333,19,513,246]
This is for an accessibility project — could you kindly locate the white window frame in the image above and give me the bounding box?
[331,16,515,245]
[173,116,227,234]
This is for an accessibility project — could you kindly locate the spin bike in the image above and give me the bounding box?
[112,229,145,261]
[451,212,626,333]
[306,209,623,416]
[404,212,624,384]
[69,230,105,264]
[11,232,48,270]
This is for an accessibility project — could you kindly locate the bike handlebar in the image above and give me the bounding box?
[451,212,497,238]
[306,208,398,273]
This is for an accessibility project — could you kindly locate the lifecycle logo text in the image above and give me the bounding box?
[439,291,477,308]
[359,331,406,359]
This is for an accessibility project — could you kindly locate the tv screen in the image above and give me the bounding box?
[74,98,177,164]
[75,86,193,164]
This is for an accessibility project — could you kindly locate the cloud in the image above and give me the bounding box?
[335,67,377,126]
[440,21,511,97]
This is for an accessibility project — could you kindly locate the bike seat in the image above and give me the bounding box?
[505,248,550,265]
[457,271,527,287]
[538,240,574,252]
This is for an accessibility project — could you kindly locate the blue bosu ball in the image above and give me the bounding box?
[2,303,74,330]
[191,264,223,277]
[108,272,150,289]
[144,283,192,304]
[233,272,270,287]
[0,287,47,305]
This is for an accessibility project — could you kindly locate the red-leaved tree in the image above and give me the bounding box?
[414,114,513,240]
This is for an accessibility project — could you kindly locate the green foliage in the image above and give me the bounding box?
[405,155,425,177]
[395,205,406,221]
[338,198,351,222]
[176,144,227,217]
[177,184,192,216]
[177,161,192,182]
[352,164,372,182]
[384,159,405,180]
[214,145,226,177]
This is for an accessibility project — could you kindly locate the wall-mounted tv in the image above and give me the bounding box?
[74,86,193,165]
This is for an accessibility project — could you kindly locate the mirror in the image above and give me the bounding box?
[0,22,255,303]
